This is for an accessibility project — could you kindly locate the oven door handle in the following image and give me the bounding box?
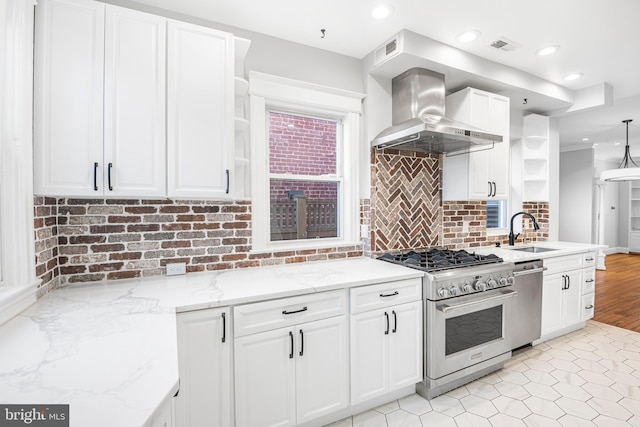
[436,289,518,314]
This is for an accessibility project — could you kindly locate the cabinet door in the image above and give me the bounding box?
[388,301,423,390]
[488,95,510,199]
[466,90,492,200]
[562,270,582,327]
[167,20,234,199]
[175,307,230,427]
[34,0,105,196]
[104,6,166,197]
[541,273,564,335]
[295,316,349,424]
[235,328,296,427]
[350,308,388,404]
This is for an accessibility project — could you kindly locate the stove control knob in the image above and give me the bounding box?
[487,279,497,289]
[462,283,472,294]
[449,286,458,297]
[499,277,508,287]
[507,276,515,285]
[437,288,448,298]
[473,280,487,292]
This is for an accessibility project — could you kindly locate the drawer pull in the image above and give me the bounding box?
[380,291,399,298]
[585,279,595,283]
[282,306,308,315]
[585,257,594,261]
[585,304,594,310]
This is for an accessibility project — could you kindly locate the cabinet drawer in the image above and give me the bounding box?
[234,290,346,337]
[543,254,583,275]
[583,267,596,294]
[582,293,595,321]
[350,278,422,314]
[583,252,596,268]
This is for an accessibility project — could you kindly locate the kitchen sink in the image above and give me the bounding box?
[509,246,559,253]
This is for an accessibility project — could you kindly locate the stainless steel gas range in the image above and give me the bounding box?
[379,248,516,399]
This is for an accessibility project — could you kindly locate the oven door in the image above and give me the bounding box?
[426,288,517,380]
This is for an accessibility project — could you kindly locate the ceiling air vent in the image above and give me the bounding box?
[489,37,522,53]
[373,33,404,66]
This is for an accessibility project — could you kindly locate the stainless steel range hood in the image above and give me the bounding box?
[372,68,502,154]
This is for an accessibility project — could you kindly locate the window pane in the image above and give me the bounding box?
[270,179,339,241]
[268,112,337,175]
[486,200,507,229]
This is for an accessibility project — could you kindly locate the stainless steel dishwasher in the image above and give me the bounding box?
[509,259,544,350]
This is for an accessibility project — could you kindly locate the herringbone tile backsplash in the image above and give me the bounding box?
[370,149,442,252]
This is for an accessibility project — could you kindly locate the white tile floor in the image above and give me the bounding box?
[326,321,640,426]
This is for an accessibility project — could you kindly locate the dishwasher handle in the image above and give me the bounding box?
[512,266,547,277]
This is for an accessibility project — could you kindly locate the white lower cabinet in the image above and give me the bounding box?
[541,270,582,335]
[540,251,597,339]
[350,301,423,404]
[234,291,349,427]
[175,307,231,427]
[349,279,423,405]
[149,397,174,427]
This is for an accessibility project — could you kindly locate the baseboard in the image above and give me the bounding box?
[605,247,628,254]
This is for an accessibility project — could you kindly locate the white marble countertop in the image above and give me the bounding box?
[0,257,422,427]
[471,240,606,263]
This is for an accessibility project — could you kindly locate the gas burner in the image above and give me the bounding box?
[378,248,503,273]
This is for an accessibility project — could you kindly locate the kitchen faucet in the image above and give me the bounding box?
[508,211,540,246]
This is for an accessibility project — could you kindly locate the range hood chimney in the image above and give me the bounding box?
[371,68,502,154]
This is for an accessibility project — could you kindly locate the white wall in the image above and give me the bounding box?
[594,159,623,250]
[559,148,595,243]
[100,0,364,93]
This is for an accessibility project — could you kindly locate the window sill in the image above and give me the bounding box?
[0,284,38,326]
[486,227,508,237]
[251,239,362,255]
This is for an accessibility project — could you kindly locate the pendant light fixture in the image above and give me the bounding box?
[600,119,640,181]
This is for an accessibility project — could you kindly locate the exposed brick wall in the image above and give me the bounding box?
[440,200,549,249]
[360,199,371,255]
[268,112,338,201]
[32,197,362,288]
[441,201,489,249]
[370,148,442,253]
[269,112,336,175]
[33,197,60,296]
[523,201,550,240]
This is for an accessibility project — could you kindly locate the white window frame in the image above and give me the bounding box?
[0,0,39,325]
[249,72,364,252]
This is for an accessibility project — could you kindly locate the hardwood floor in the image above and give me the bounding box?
[594,253,640,333]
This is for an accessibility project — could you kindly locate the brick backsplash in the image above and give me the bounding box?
[441,200,549,249]
[33,197,362,290]
[370,148,442,253]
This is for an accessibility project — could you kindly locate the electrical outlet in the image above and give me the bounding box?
[166,262,186,276]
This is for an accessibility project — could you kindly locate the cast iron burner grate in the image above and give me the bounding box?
[378,248,503,273]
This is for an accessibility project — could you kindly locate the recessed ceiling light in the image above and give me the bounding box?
[582,137,589,141]
[456,30,481,43]
[615,142,621,146]
[371,4,393,19]
[564,73,583,81]
[536,45,559,56]
[593,143,599,146]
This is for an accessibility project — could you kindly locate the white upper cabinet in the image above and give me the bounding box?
[442,88,510,201]
[34,0,105,196]
[104,5,166,197]
[34,0,166,197]
[167,20,234,199]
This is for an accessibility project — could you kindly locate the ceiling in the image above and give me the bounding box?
[130,0,640,161]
